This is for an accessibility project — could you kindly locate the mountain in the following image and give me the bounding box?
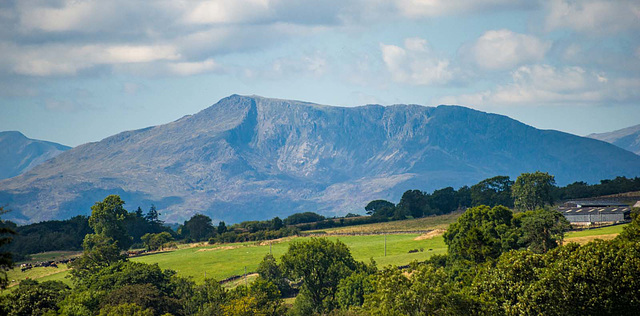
[0,131,71,180]
[588,124,640,155]
[2,95,640,224]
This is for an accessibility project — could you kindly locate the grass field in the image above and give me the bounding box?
[132,234,447,284]
[307,213,461,234]
[4,221,630,288]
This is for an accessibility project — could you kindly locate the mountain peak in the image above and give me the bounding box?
[2,96,640,224]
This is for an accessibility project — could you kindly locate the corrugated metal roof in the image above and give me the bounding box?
[558,207,631,214]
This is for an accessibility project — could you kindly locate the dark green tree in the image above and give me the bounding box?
[270,217,284,231]
[364,200,395,217]
[257,254,291,296]
[443,205,515,264]
[181,214,214,242]
[0,206,15,288]
[217,221,227,235]
[430,187,459,215]
[512,172,556,211]
[470,175,514,207]
[281,238,358,313]
[2,279,70,316]
[88,195,132,250]
[518,208,570,253]
[141,232,174,251]
[397,190,429,218]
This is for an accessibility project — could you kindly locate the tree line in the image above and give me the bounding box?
[2,173,639,261]
[2,196,640,315]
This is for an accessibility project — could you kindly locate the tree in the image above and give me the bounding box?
[270,217,284,231]
[141,232,174,251]
[283,212,325,225]
[88,195,132,250]
[335,272,375,310]
[0,206,15,288]
[363,265,475,315]
[512,172,556,211]
[281,238,358,313]
[217,221,227,235]
[181,214,214,242]
[2,279,70,316]
[144,205,160,224]
[430,187,459,215]
[70,234,126,280]
[397,190,430,218]
[257,254,291,296]
[364,200,395,217]
[443,205,515,264]
[470,175,514,207]
[517,208,570,253]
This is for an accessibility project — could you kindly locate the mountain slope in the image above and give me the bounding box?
[588,124,640,155]
[0,131,71,180]
[2,95,640,224]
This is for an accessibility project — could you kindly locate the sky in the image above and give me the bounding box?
[1,0,639,147]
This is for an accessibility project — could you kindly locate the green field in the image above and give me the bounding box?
[132,234,447,283]
[565,223,627,238]
[4,222,630,288]
[307,213,461,234]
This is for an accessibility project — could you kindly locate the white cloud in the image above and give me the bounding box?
[468,29,551,70]
[545,0,640,34]
[381,38,454,85]
[167,58,220,76]
[394,0,532,18]
[438,64,640,106]
[4,43,180,76]
[243,53,329,80]
[183,0,272,25]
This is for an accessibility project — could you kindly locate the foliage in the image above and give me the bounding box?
[141,232,174,251]
[89,195,133,250]
[181,214,215,242]
[335,272,375,310]
[98,303,154,316]
[70,234,126,279]
[1,279,70,316]
[517,208,570,253]
[553,176,640,201]
[256,254,291,296]
[284,212,326,225]
[470,176,513,208]
[364,200,395,217]
[281,238,358,313]
[473,240,640,315]
[512,171,556,211]
[0,206,15,288]
[363,264,476,315]
[444,205,515,264]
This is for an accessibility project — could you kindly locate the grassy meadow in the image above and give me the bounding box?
[3,221,629,289]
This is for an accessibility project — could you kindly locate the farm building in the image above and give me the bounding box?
[557,206,631,224]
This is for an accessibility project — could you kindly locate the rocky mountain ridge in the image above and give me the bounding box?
[2,95,640,224]
[0,131,70,180]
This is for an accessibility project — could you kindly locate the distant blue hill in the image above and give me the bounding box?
[0,131,70,180]
[1,95,640,224]
[589,124,640,156]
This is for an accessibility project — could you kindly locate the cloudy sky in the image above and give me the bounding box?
[1,0,639,146]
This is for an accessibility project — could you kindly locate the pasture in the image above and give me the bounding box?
[3,222,629,288]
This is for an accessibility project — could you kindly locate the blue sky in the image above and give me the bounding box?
[1,0,639,147]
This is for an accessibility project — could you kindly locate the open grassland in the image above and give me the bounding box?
[4,221,629,288]
[132,234,447,284]
[307,213,461,234]
[563,223,627,245]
